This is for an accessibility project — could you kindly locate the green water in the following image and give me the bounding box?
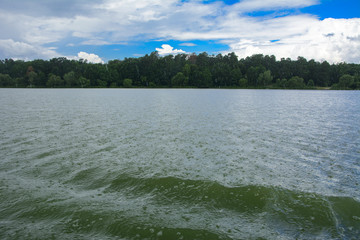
[1,89,359,239]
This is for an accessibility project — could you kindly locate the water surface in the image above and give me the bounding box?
[1,89,359,239]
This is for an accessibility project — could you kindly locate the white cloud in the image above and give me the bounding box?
[77,51,104,64]
[0,0,359,63]
[227,18,360,63]
[0,39,59,60]
[155,44,186,55]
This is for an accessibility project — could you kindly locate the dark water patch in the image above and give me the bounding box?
[92,145,117,155]
[107,224,226,240]
[268,189,338,238]
[106,175,270,212]
[0,180,70,222]
[18,203,69,222]
[328,196,360,238]
[63,210,113,237]
[65,167,113,190]
[68,167,101,184]
[63,208,228,240]
[35,149,61,160]
[1,220,61,240]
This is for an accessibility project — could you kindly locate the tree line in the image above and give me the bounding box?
[0,52,359,89]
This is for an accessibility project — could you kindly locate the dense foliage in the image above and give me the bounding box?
[1,52,359,89]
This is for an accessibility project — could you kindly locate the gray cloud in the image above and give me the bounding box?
[0,0,96,17]
[347,35,360,41]
[324,33,335,37]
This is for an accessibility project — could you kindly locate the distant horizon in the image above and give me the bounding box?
[0,0,359,64]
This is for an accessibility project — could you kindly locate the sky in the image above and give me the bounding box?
[0,0,359,64]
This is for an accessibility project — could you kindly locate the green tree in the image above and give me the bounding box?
[197,68,212,88]
[78,76,90,88]
[171,72,186,87]
[257,70,273,87]
[140,76,148,86]
[27,71,37,88]
[307,79,315,88]
[246,66,258,86]
[0,73,13,87]
[182,64,191,79]
[110,82,118,88]
[15,77,25,87]
[352,74,360,89]
[64,71,77,87]
[338,74,354,89]
[96,79,107,88]
[276,78,287,89]
[230,68,242,86]
[123,78,133,88]
[212,62,230,87]
[34,71,47,87]
[318,61,331,87]
[238,78,248,88]
[46,74,63,88]
[246,66,265,87]
[286,76,305,89]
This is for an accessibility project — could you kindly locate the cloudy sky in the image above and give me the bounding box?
[0,0,359,63]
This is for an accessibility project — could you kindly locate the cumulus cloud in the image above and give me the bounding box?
[77,51,104,64]
[0,39,59,60]
[155,44,186,55]
[227,18,360,63]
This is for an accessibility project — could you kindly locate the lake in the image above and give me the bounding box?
[0,89,359,239]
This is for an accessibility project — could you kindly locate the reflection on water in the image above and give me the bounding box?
[0,89,360,239]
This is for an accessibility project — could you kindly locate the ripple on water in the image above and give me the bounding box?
[0,89,359,239]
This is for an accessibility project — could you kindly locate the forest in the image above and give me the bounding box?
[0,52,359,89]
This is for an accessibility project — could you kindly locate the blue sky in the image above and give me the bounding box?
[0,0,359,63]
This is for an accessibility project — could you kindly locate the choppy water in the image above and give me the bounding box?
[0,89,360,239]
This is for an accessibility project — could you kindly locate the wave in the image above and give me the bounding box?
[2,172,359,239]
[104,174,360,239]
